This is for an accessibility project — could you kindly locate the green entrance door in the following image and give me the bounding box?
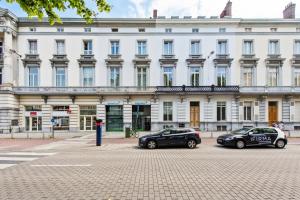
[132,105,151,131]
[106,105,123,132]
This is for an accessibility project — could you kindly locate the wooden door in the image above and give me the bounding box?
[190,102,200,128]
[268,102,278,126]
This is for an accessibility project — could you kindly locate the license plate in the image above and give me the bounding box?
[217,139,223,143]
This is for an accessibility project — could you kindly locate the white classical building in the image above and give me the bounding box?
[0,3,300,134]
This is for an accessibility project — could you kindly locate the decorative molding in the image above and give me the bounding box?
[77,54,96,66]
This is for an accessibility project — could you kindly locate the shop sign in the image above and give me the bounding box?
[30,112,37,117]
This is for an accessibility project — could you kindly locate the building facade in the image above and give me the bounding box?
[0,7,300,133]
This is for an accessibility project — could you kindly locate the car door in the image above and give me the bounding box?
[262,128,278,145]
[156,129,172,147]
[248,128,265,146]
[170,130,187,146]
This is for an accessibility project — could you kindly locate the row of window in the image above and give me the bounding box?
[27,39,300,56]
[163,101,253,122]
[28,27,300,33]
[25,65,300,87]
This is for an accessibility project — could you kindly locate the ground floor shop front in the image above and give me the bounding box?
[1,94,297,133]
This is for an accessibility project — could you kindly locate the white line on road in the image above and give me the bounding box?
[0,164,17,169]
[31,164,91,167]
[6,152,57,156]
[0,157,38,161]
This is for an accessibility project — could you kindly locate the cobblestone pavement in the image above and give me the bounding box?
[0,138,300,200]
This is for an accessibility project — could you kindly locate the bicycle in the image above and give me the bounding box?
[130,128,139,138]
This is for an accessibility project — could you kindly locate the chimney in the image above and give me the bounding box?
[153,9,158,19]
[220,1,232,18]
[283,2,296,19]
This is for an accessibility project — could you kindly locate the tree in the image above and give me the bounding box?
[6,0,111,25]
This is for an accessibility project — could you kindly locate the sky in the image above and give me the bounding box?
[0,0,299,19]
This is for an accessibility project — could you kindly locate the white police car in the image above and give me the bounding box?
[217,127,287,149]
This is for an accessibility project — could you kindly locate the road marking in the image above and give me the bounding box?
[0,164,16,169]
[0,157,38,161]
[6,152,57,156]
[31,164,91,167]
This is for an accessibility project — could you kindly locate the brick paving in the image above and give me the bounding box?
[0,139,60,151]
[0,138,300,200]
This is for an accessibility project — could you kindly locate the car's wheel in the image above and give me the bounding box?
[147,140,157,149]
[187,140,197,149]
[275,139,286,149]
[236,140,245,149]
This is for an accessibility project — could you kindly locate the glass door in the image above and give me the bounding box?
[25,116,42,131]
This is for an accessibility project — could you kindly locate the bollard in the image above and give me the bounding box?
[96,119,103,146]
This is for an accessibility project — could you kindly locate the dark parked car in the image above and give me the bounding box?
[139,128,201,149]
[217,127,288,149]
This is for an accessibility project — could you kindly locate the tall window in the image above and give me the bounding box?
[137,67,147,87]
[294,40,300,55]
[83,40,92,55]
[268,67,278,86]
[163,41,173,55]
[217,67,227,86]
[217,40,227,55]
[56,40,65,55]
[242,67,253,86]
[28,40,37,54]
[0,67,2,85]
[82,67,94,86]
[243,102,252,121]
[163,67,173,86]
[163,102,173,121]
[111,41,120,55]
[137,41,147,55]
[0,40,3,58]
[243,40,253,55]
[110,67,120,87]
[217,102,226,121]
[28,66,39,87]
[191,40,200,55]
[55,67,66,87]
[294,68,300,86]
[190,67,200,86]
[268,40,279,55]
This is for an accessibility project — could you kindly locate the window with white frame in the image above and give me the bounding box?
[217,40,227,55]
[110,67,120,87]
[217,66,227,86]
[267,67,279,86]
[55,67,66,87]
[190,67,200,86]
[243,102,253,121]
[110,41,120,55]
[83,40,92,55]
[56,40,65,55]
[81,67,94,86]
[137,67,147,87]
[28,66,39,87]
[137,41,147,55]
[0,67,2,85]
[268,40,279,55]
[190,40,200,55]
[84,27,91,32]
[163,67,174,86]
[192,28,199,33]
[163,102,173,121]
[57,27,64,32]
[243,40,254,55]
[242,67,253,86]
[28,40,37,54]
[294,67,300,86]
[294,40,300,55]
[217,102,226,121]
[163,40,173,55]
[165,28,172,33]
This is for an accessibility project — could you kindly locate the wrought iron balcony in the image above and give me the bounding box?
[240,86,300,95]
[156,85,239,94]
[13,86,156,96]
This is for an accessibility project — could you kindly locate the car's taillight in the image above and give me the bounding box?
[195,131,200,138]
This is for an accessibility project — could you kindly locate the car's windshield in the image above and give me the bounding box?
[231,128,251,135]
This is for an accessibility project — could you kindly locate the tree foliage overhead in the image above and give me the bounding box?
[6,0,111,24]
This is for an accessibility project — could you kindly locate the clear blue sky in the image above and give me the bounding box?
[0,0,299,18]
